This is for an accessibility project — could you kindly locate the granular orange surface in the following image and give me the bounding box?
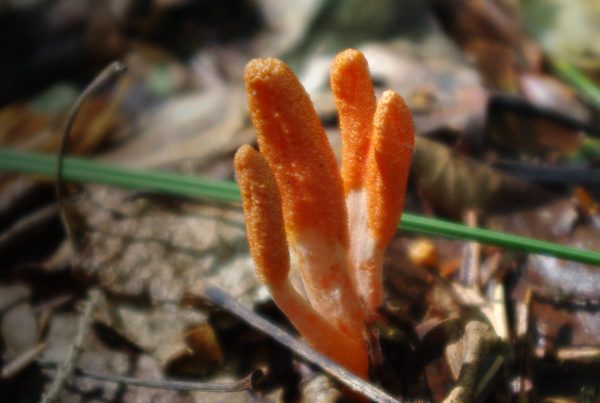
[331,49,377,194]
[366,91,415,248]
[244,59,349,248]
[234,145,290,285]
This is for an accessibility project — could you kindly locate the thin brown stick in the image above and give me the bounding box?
[460,209,481,290]
[41,288,100,403]
[489,94,600,136]
[514,288,533,401]
[0,204,58,253]
[555,347,600,362]
[39,362,263,393]
[55,61,126,250]
[35,294,74,342]
[200,286,401,403]
[1,342,47,379]
[442,320,498,403]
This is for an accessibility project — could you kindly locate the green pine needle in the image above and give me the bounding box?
[552,59,600,110]
[2,148,600,267]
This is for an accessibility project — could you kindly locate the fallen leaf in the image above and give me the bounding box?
[0,284,37,357]
[412,136,554,218]
[75,185,260,305]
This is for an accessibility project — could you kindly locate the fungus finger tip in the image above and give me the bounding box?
[331,49,370,84]
[234,145,256,169]
[235,146,290,286]
[244,58,293,87]
[333,48,364,65]
[374,90,415,146]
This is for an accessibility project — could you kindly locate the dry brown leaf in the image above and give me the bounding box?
[68,183,268,372]
[100,86,250,169]
[412,136,553,218]
[96,298,216,375]
[75,185,259,304]
[0,284,37,358]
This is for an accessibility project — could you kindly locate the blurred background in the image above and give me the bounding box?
[1,0,600,401]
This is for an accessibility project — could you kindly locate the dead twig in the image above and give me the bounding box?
[1,342,47,379]
[41,288,100,403]
[487,279,509,341]
[39,361,263,393]
[0,178,51,230]
[555,347,600,362]
[35,294,74,342]
[493,160,600,186]
[460,209,481,290]
[55,61,126,251]
[489,94,600,136]
[0,204,58,254]
[442,320,498,403]
[200,286,401,403]
[513,288,533,401]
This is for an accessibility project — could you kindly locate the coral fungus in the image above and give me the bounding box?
[235,49,414,378]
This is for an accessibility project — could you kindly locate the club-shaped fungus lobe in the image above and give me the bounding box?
[236,49,414,377]
[234,145,369,378]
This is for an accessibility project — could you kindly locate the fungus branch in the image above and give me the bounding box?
[332,49,415,313]
[236,49,414,378]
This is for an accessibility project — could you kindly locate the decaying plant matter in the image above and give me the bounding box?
[234,49,414,377]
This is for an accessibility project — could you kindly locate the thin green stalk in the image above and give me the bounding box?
[551,59,600,110]
[0,149,239,203]
[399,215,600,266]
[1,148,600,267]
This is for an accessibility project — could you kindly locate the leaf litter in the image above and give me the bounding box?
[2,0,600,401]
